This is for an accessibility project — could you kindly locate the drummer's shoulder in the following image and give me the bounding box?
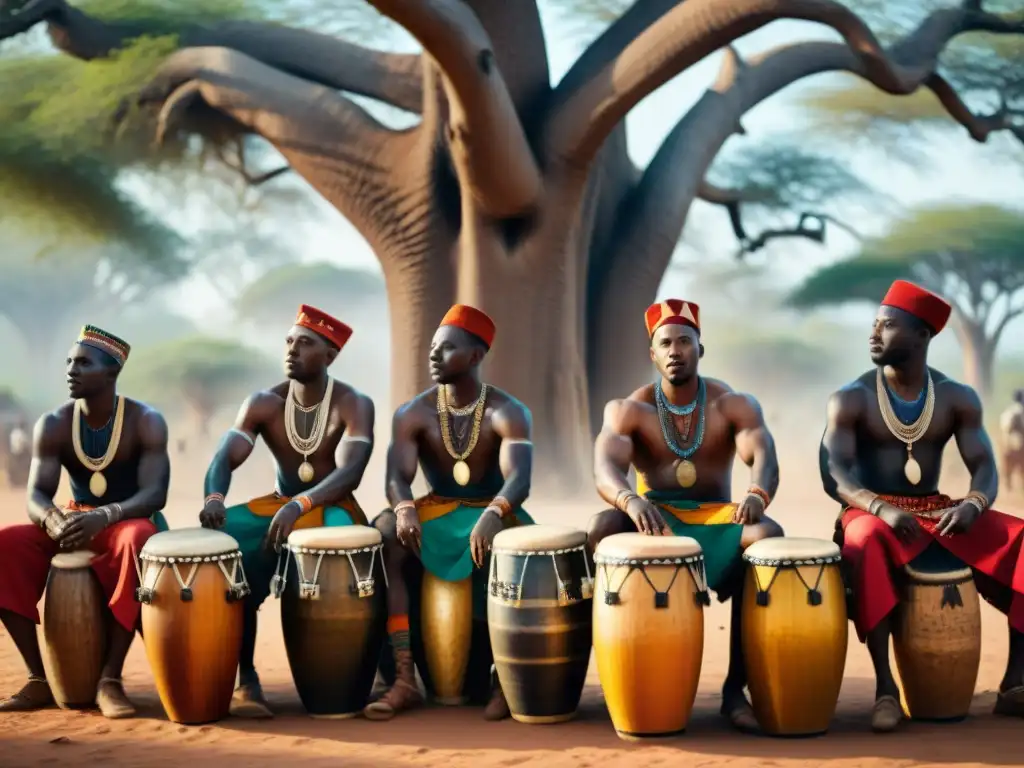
[825,376,873,422]
[602,393,654,434]
[128,402,170,446]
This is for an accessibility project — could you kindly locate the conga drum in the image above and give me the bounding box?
[742,537,847,736]
[135,528,249,725]
[421,571,473,705]
[593,533,708,740]
[893,545,981,721]
[274,525,388,718]
[42,551,106,709]
[488,525,593,724]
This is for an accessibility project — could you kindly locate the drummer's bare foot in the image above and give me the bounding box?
[364,650,422,721]
[871,695,902,733]
[994,685,1024,718]
[97,678,136,719]
[720,686,758,734]
[230,676,274,719]
[0,677,54,712]
[483,686,510,721]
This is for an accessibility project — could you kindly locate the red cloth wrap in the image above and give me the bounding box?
[880,279,952,335]
[839,494,1024,640]
[0,503,157,632]
[295,304,352,349]
[440,304,496,348]
[645,298,701,337]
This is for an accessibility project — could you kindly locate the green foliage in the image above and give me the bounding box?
[120,335,276,413]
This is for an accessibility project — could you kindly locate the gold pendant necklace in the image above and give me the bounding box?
[71,396,126,498]
[438,383,488,486]
[876,368,935,485]
[285,378,334,483]
[675,460,697,489]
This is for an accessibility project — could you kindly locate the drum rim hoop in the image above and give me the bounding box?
[139,551,241,564]
[903,564,973,584]
[594,554,704,566]
[492,544,587,556]
[284,543,384,555]
[741,554,842,566]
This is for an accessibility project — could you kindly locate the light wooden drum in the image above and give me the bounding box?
[421,570,474,706]
[42,551,106,709]
[488,525,593,724]
[135,528,249,725]
[893,546,981,721]
[742,537,847,736]
[593,533,709,741]
[273,525,388,718]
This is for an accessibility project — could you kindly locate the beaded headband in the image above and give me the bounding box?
[77,325,131,367]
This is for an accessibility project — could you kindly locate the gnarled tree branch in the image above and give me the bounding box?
[366,0,542,217]
[0,0,424,112]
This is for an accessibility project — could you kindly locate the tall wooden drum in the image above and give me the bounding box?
[488,525,593,724]
[42,551,106,709]
[274,525,388,718]
[742,537,847,737]
[893,545,981,721]
[421,571,474,705]
[136,529,249,725]
[593,533,708,741]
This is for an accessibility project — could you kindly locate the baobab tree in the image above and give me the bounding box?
[2,0,1022,490]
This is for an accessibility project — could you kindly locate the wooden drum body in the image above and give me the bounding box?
[488,525,593,724]
[421,570,474,705]
[893,547,981,721]
[593,534,708,741]
[136,529,249,725]
[275,525,388,718]
[742,537,847,737]
[42,551,106,709]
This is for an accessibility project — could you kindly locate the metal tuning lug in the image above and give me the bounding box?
[356,578,375,598]
[299,581,321,600]
[557,579,573,606]
[604,590,620,606]
[179,587,194,602]
[270,574,284,598]
[501,581,523,607]
[580,576,595,601]
[135,586,154,605]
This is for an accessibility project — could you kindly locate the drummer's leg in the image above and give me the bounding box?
[585,508,637,560]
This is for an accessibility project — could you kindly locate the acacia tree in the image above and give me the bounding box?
[3,0,1023,489]
[789,204,1024,399]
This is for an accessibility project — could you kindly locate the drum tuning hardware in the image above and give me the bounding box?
[226,584,250,602]
[654,591,670,609]
[695,589,711,607]
[557,580,573,606]
[580,576,594,601]
[356,578,375,598]
[807,589,823,607]
[135,586,154,604]
[489,581,498,597]
[180,587,194,602]
[270,574,284,598]
[604,591,620,606]
[499,582,522,606]
[756,590,770,607]
[299,581,321,600]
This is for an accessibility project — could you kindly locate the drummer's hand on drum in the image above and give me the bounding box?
[934,501,981,537]
[265,501,303,552]
[875,502,920,543]
[470,508,504,568]
[733,494,765,525]
[199,498,226,529]
[396,506,422,555]
[624,496,669,536]
[58,510,106,550]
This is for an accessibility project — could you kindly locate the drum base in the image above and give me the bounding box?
[310,711,360,720]
[512,711,577,725]
[434,695,466,706]
[615,728,685,742]
[907,714,968,724]
[762,729,829,739]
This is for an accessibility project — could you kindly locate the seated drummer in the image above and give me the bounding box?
[199,305,375,719]
[587,299,784,734]
[366,304,534,722]
[0,326,170,718]
[821,279,1024,732]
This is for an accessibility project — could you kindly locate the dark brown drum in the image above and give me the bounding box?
[487,525,593,724]
[276,525,388,718]
[42,551,107,709]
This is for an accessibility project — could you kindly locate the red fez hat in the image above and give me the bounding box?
[645,299,701,338]
[440,304,496,348]
[295,304,352,349]
[880,280,951,334]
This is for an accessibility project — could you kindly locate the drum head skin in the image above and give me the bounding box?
[287,525,382,551]
[492,525,586,553]
[141,528,240,559]
[50,551,96,569]
[743,537,840,564]
[595,532,702,562]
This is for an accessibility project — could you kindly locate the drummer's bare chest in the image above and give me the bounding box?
[58,410,143,474]
[418,411,500,465]
[634,403,734,464]
[858,393,957,448]
[262,402,348,459]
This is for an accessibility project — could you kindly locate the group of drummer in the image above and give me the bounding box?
[0,278,1022,734]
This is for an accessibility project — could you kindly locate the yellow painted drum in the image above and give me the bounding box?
[742,537,847,736]
[594,533,708,741]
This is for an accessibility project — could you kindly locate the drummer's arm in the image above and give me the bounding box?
[490,401,533,516]
[594,399,637,510]
[729,393,780,503]
[820,387,875,511]
[26,413,63,529]
[303,390,375,509]
[119,408,171,520]
[204,394,266,499]
[385,403,421,510]
[952,383,998,509]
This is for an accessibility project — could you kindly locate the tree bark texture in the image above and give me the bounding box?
[4,0,1022,493]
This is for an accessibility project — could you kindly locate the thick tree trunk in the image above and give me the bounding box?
[951,314,996,401]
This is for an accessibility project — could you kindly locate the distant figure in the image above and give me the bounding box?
[1001,390,1024,492]
[5,421,32,489]
[8,422,29,457]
